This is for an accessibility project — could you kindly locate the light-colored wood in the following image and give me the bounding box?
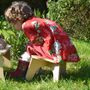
[52,64,60,82]
[2,49,11,69]
[3,56,11,69]
[26,55,66,82]
[0,45,11,80]
[31,55,55,63]
[26,57,48,80]
[0,67,5,81]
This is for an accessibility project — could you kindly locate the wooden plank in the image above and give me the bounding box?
[2,56,11,68]
[26,55,67,81]
[0,67,5,81]
[26,57,48,80]
[0,44,11,68]
[31,55,55,63]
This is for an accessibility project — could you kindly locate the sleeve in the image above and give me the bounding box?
[22,22,37,42]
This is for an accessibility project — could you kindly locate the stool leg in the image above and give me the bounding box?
[0,67,5,81]
[52,64,60,82]
[25,59,46,81]
[52,62,66,82]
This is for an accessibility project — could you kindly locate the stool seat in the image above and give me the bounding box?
[25,55,66,82]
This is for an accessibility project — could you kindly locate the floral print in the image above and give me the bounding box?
[50,25,57,33]
[54,40,62,55]
[22,17,80,63]
[31,21,40,30]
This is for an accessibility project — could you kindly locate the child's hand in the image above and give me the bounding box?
[33,37,44,45]
[53,55,62,63]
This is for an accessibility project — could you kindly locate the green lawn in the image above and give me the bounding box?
[0,39,90,90]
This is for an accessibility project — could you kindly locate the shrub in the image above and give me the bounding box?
[0,16,28,59]
[48,0,90,41]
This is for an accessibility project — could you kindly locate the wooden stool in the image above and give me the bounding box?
[25,55,66,82]
[0,45,11,81]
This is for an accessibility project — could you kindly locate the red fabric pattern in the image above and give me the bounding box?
[22,17,80,63]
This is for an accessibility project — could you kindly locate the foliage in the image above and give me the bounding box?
[0,40,90,90]
[0,16,28,59]
[6,30,28,59]
[0,0,90,59]
[0,1,90,88]
[47,0,90,41]
[0,9,46,60]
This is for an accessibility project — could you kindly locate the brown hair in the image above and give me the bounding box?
[5,1,34,23]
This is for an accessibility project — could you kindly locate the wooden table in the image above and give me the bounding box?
[0,45,11,81]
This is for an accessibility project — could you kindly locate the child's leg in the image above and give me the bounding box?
[9,52,31,78]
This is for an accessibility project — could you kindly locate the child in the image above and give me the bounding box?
[5,1,80,78]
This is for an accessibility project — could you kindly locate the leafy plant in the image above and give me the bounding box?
[0,16,28,60]
[48,0,90,41]
[7,30,28,60]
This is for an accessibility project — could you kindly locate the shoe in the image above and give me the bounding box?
[9,59,29,78]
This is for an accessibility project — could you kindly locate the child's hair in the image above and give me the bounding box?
[5,1,34,23]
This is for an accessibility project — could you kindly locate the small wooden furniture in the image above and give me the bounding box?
[0,45,11,81]
[26,55,66,82]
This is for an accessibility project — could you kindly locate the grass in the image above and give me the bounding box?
[0,39,90,90]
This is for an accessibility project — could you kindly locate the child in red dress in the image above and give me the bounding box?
[5,1,80,78]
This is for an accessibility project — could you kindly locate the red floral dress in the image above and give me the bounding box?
[22,17,80,63]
